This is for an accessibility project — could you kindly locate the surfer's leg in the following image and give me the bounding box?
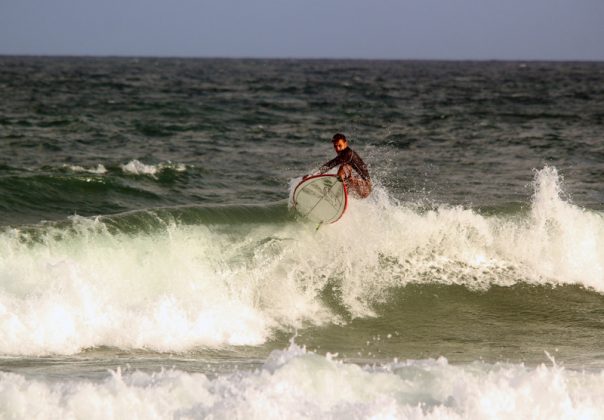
[338,164,371,198]
[349,177,372,198]
[337,164,353,181]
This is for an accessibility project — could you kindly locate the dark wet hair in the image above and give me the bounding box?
[332,133,347,143]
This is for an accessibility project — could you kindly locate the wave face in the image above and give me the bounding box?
[1,167,602,356]
[2,343,604,419]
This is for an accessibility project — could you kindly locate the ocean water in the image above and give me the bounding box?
[1,56,603,419]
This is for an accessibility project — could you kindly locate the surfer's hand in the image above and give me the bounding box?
[302,174,309,180]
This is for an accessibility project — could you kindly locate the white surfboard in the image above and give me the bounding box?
[292,174,348,224]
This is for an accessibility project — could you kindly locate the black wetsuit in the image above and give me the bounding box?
[319,147,370,180]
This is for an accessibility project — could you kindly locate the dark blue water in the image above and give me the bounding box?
[2,58,603,225]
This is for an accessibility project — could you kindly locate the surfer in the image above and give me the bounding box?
[312,133,372,198]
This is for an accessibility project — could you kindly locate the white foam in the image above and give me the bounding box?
[65,164,107,174]
[120,160,187,177]
[0,166,603,355]
[1,344,603,419]
[0,219,278,355]
[120,159,159,176]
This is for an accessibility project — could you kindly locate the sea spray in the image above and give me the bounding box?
[498,166,604,290]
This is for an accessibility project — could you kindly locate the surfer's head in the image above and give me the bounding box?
[332,133,348,153]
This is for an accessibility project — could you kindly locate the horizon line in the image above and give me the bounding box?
[1,53,603,64]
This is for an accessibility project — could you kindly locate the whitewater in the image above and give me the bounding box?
[0,167,602,356]
[2,342,604,419]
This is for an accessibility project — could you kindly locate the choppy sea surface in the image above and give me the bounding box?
[1,56,603,419]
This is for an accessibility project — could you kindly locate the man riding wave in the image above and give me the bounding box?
[311,133,372,199]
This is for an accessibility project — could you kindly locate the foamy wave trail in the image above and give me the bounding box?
[1,343,603,419]
[0,166,602,355]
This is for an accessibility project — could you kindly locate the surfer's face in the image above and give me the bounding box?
[333,139,348,153]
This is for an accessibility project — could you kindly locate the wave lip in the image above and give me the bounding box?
[1,344,603,419]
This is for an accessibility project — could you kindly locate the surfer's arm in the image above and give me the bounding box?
[319,154,346,174]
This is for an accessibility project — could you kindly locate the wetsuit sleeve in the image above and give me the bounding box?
[319,149,350,173]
